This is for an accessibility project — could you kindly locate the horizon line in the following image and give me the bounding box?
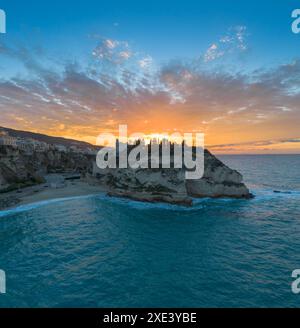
[1,125,300,155]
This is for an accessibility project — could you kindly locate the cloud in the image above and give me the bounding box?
[138,55,153,69]
[92,38,132,64]
[160,58,300,117]
[0,37,299,151]
[207,137,300,153]
[209,138,300,148]
[0,41,174,137]
[204,26,248,62]
[204,43,224,62]
[119,51,132,60]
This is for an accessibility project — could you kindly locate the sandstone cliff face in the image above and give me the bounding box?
[186,150,250,199]
[0,146,93,191]
[94,150,252,205]
[0,146,37,190]
[98,167,192,205]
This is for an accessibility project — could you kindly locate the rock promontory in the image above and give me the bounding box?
[93,149,252,205]
[0,127,252,208]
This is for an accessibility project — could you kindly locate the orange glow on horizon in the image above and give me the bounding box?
[4,103,300,155]
[5,123,299,155]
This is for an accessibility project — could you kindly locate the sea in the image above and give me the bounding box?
[0,155,300,308]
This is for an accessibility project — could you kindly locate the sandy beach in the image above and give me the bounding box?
[0,174,107,211]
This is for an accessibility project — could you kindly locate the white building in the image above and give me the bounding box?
[0,132,17,147]
[55,144,67,152]
[16,139,34,153]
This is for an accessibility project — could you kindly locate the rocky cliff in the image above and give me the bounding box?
[94,149,252,205]
[0,142,252,206]
[0,146,93,192]
[186,150,250,199]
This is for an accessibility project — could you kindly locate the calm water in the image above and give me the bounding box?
[0,155,300,308]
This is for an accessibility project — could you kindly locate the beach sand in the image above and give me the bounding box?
[21,181,106,205]
[0,175,107,211]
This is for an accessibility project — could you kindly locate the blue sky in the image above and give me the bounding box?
[0,0,300,153]
[2,0,300,69]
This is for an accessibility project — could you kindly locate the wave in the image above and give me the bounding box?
[1,187,299,218]
[97,193,248,212]
[0,193,104,218]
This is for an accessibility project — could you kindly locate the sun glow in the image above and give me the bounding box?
[129,133,184,145]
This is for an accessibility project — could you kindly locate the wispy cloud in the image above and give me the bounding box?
[138,55,153,69]
[204,26,248,62]
[0,34,299,152]
[92,38,132,64]
[208,137,300,153]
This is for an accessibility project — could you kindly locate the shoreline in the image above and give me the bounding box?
[0,178,195,212]
[2,179,296,215]
[0,170,260,213]
[0,176,108,212]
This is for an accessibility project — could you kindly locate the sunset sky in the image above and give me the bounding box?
[0,0,300,153]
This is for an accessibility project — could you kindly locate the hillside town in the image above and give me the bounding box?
[0,130,96,155]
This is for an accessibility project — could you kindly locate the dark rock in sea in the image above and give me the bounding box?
[273,190,292,194]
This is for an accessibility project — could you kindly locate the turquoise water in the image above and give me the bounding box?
[0,155,300,308]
